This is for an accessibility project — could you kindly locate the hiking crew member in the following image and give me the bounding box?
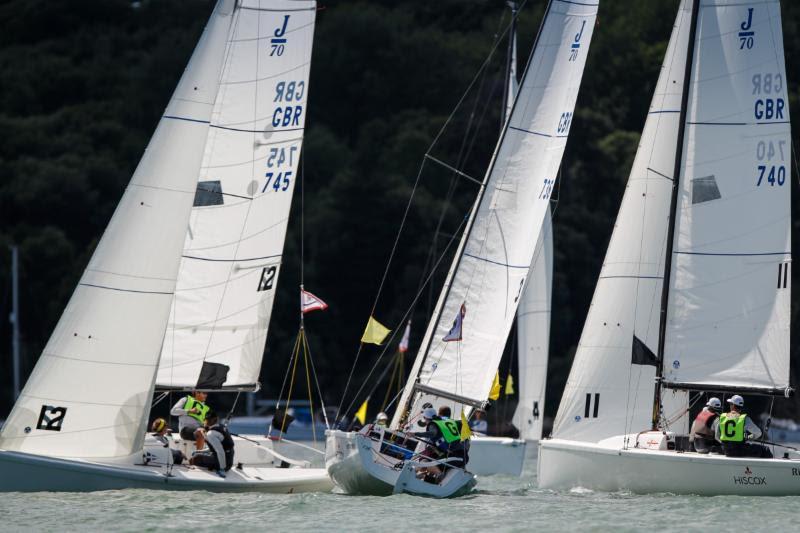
[190,411,235,477]
[690,397,722,454]
[415,406,469,483]
[150,418,186,465]
[713,395,772,458]
[170,391,209,451]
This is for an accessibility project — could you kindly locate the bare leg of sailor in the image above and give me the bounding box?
[195,428,206,451]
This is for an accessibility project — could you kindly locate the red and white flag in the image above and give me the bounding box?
[398,321,411,353]
[442,303,465,342]
[301,289,328,314]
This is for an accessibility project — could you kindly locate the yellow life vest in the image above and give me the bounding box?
[184,395,209,424]
[719,412,746,443]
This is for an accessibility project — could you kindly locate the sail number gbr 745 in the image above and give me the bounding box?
[263,80,305,194]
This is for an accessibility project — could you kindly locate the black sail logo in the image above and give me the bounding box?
[36,405,67,431]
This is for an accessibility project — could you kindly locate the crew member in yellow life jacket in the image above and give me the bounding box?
[170,390,210,451]
[712,395,772,458]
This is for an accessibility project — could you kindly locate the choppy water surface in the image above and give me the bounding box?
[2,447,797,532]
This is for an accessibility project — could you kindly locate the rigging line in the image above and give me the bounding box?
[337,214,470,424]
[336,0,529,423]
[417,58,501,303]
[412,0,510,312]
[302,330,330,429]
[424,154,483,186]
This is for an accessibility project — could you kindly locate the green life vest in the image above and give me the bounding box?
[719,412,747,443]
[433,419,461,443]
[184,395,209,424]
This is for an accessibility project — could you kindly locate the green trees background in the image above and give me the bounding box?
[0,0,798,424]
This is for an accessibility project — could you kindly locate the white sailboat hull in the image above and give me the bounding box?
[468,436,527,476]
[325,429,476,498]
[0,449,332,493]
[539,437,800,496]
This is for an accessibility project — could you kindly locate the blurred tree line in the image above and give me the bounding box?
[0,0,799,426]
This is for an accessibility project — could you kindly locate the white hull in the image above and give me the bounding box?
[325,428,476,497]
[0,433,332,493]
[468,436,527,476]
[539,436,800,496]
[0,450,332,493]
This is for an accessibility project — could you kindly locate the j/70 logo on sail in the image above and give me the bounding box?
[36,405,67,431]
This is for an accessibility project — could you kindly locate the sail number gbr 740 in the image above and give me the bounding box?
[752,72,786,187]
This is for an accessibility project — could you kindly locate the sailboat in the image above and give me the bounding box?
[539,0,797,495]
[466,1,549,477]
[325,0,598,497]
[513,208,552,446]
[150,0,325,469]
[0,0,331,493]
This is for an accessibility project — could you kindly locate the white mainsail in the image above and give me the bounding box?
[552,0,693,444]
[552,0,790,444]
[393,0,599,427]
[0,0,236,459]
[662,0,791,392]
[514,209,552,441]
[156,1,317,390]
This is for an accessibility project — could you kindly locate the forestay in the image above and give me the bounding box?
[662,0,791,392]
[156,0,317,390]
[394,0,599,427]
[0,1,236,458]
[513,208,552,442]
[552,1,693,443]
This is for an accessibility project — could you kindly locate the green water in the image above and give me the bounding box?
[1,447,797,532]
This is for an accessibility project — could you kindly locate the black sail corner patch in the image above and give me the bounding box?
[36,405,67,431]
[631,335,658,366]
[196,362,230,389]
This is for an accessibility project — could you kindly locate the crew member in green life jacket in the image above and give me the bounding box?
[712,395,772,458]
[415,406,469,483]
[170,391,210,451]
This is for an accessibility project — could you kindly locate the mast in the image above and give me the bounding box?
[652,0,700,430]
[501,1,519,131]
[9,245,20,401]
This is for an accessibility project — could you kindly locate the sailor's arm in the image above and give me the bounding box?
[712,418,721,442]
[207,430,227,471]
[745,417,762,440]
[170,397,188,417]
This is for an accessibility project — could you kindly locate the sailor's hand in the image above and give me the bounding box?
[189,408,199,414]
[746,434,755,441]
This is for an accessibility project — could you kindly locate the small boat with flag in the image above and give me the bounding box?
[539,0,800,496]
[326,0,599,497]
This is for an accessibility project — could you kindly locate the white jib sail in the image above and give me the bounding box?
[393,0,599,427]
[662,0,791,391]
[0,1,235,459]
[552,0,693,443]
[514,207,552,441]
[156,1,317,390]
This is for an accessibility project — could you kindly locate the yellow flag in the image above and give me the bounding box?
[505,373,515,395]
[460,410,472,441]
[488,371,502,400]
[354,399,368,425]
[361,316,391,345]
